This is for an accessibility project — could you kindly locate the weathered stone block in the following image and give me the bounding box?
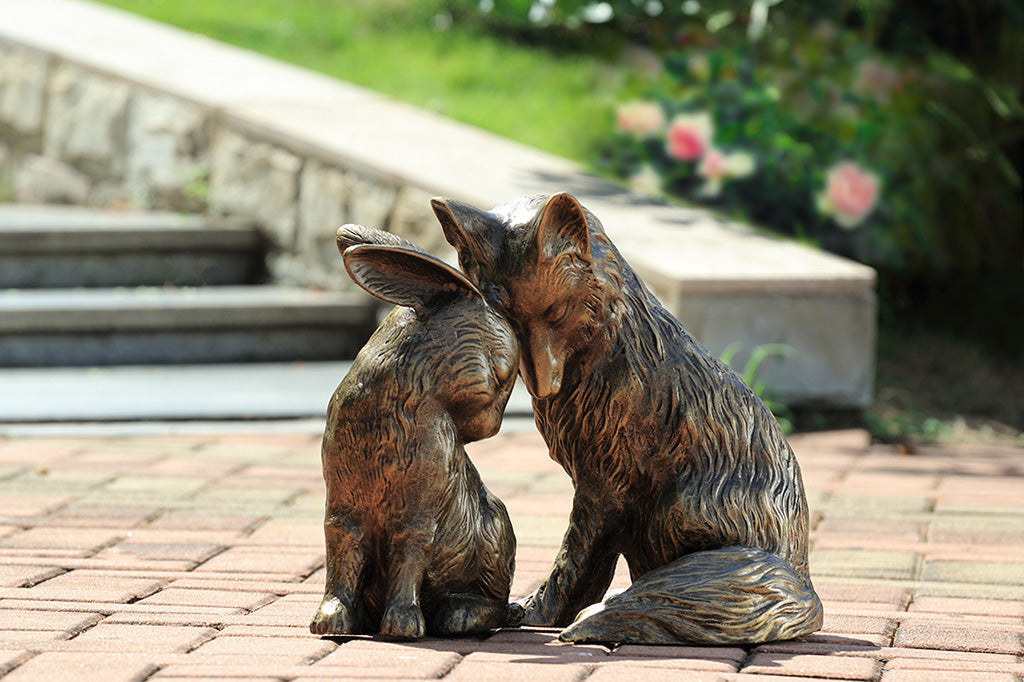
[12,153,90,205]
[389,186,456,263]
[347,174,397,235]
[291,166,453,288]
[125,91,209,210]
[293,159,351,287]
[669,291,876,408]
[0,43,48,137]
[0,142,10,200]
[44,63,131,178]
[209,128,300,248]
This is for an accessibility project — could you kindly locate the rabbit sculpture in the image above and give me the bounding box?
[309,224,522,639]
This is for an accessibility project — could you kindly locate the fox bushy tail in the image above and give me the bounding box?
[559,546,823,645]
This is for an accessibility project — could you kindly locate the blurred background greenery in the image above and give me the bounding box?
[97,0,1023,445]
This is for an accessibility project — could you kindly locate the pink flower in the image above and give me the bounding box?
[666,112,713,161]
[697,148,755,196]
[699,149,728,179]
[616,101,665,139]
[817,162,880,228]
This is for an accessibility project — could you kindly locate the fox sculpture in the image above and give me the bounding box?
[309,225,522,639]
[433,192,824,645]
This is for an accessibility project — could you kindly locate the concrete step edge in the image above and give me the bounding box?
[0,285,378,332]
[0,204,262,253]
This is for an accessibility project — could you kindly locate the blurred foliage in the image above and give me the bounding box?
[452,0,1024,273]
[867,315,1024,445]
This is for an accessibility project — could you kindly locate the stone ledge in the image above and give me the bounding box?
[0,0,876,406]
[0,204,260,253]
[0,0,374,108]
[220,104,876,295]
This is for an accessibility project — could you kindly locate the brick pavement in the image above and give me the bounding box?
[0,427,1022,681]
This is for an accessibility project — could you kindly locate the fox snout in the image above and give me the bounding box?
[519,325,566,400]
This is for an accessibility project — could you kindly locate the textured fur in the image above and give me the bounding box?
[434,193,823,645]
[309,225,522,639]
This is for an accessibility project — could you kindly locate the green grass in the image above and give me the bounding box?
[94,0,626,162]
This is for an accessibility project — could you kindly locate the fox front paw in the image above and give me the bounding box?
[310,595,357,635]
[518,583,573,627]
[380,603,426,640]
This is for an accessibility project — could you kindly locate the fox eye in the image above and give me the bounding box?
[545,303,570,324]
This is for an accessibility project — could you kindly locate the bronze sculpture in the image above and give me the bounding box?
[434,192,823,645]
[309,224,522,639]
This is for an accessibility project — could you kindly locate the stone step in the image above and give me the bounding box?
[0,204,265,288]
[0,285,378,366]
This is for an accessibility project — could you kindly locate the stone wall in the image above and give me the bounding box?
[0,42,445,289]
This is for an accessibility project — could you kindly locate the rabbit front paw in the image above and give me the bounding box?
[380,602,426,639]
[310,595,357,635]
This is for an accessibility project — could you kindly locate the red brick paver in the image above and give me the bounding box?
[0,428,1022,681]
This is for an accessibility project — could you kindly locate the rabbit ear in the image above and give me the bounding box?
[336,224,421,255]
[344,244,484,310]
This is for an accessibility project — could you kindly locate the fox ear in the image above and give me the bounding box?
[432,197,503,268]
[537,193,591,262]
[343,244,483,310]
